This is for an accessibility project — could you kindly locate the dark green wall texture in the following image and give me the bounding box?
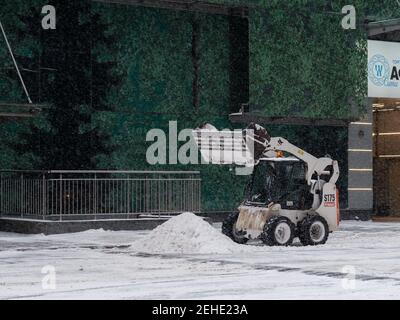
[0,1,399,211]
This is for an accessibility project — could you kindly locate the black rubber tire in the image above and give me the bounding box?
[222,212,248,244]
[298,215,329,246]
[261,216,295,246]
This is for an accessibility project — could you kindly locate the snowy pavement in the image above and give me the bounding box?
[1,219,400,299]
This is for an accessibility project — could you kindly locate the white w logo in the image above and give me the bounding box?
[375,64,384,77]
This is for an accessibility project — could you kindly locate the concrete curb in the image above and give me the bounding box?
[0,217,169,235]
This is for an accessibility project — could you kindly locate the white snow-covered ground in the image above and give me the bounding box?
[1,216,400,300]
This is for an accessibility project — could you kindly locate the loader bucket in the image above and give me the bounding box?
[192,123,252,165]
[192,122,271,165]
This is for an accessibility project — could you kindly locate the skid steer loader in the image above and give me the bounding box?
[192,123,340,246]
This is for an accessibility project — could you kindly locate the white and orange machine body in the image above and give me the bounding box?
[193,123,340,246]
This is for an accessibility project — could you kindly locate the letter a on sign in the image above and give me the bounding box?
[42,5,56,30]
[341,5,356,30]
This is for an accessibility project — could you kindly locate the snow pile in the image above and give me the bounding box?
[131,212,242,254]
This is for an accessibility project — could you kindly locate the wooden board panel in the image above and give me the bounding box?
[389,160,400,216]
[373,158,389,214]
[374,109,400,133]
[372,97,400,216]
[374,158,400,216]
[376,136,400,155]
[374,109,400,156]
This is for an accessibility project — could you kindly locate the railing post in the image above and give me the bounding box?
[0,173,2,217]
[158,174,161,218]
[198,176,202,214]
[42,174,46,220]
[20,174,24,218]
[94,173,97,220]
[59,173,62,221]
[126,174,130,218]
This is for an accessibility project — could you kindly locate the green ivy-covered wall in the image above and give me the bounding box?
[248,0,400,118]
[1,1,400,211]
[0,0,45,169]
[90,2,248,211]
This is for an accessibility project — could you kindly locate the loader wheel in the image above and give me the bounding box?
[222,212,248,244]
[261,216,295,246]
[298,215,329,246]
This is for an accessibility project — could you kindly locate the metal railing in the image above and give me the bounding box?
[0,170,201,220]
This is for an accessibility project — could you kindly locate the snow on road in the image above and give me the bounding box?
[1,217,400,299]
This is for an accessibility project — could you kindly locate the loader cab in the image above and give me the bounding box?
[245,157,313,210]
